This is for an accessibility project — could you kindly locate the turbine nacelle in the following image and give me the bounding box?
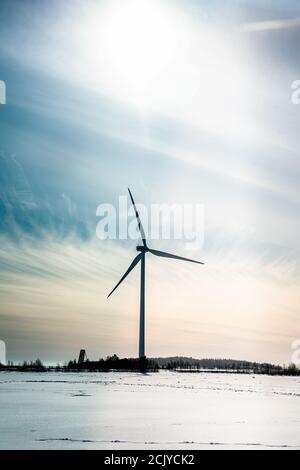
[136,245,148,253]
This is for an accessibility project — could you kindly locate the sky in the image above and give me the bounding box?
[0,0,300,364]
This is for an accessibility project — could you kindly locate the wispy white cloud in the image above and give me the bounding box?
[238,17,300,33]
[0,229,299,363]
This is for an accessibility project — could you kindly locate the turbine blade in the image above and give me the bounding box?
[149,249,204,265]
[128,188,147,247]
[107,253,142,298]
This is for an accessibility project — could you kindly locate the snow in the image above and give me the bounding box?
[0,371,300,449]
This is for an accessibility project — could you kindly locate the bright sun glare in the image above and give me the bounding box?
[78,0,249,135]
[104,1,177,90]
[77,0,186,108]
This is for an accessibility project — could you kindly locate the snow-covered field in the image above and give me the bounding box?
[0,371,300,449]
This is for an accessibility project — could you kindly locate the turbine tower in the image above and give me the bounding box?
[108,189,204,358]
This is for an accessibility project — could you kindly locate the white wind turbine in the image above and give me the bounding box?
[108,189,204,358]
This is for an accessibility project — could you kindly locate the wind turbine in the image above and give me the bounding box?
[108,189,204,359]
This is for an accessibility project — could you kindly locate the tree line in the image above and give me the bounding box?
[1,355,299,375]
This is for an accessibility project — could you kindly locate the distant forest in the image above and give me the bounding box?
[153,356,300,375]
[1,355,300,376]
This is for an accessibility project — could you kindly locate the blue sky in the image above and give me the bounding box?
[0,0,300,364]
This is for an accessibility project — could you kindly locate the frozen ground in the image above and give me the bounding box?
[0,371,300,449]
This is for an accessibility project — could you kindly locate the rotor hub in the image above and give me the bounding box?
[136,245,148,253]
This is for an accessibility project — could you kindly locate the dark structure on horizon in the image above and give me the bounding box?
[78,349,87,364]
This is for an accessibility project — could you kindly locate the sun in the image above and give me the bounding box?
[76,0,249,136]
[81,0,183,108]
[101,0,181,107]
